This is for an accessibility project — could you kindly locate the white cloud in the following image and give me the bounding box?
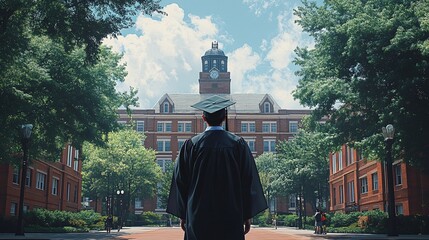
[102,3,219,108]
[228,44,261,93]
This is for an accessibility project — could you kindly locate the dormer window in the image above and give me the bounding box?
[163,102,170,113]
[263,102,271,113]
[204,60,208,71]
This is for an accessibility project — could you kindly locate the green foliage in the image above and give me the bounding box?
[253,210,271,227]
[275,129,333,209]
[293,0,429,170]
[279,214,299,227]
[24,209,102,231]
[330,211,361,228]
[82,128,162,216]
[140,211,162,225]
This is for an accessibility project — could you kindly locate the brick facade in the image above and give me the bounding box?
[0,144,82,218]
[329,145,429,215]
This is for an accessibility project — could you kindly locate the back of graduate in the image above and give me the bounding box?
[166,95,267,240]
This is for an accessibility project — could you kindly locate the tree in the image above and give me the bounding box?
[255,152,279,211]
[293,0,429,169]
[0,35,138,163]
[82,128,162,215]
[0,0,162,163]
[275,127,333,211]
[0,0,163,63]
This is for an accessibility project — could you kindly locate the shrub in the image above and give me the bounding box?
[140,211,161,225]
[330,211,360,228]
[279,214,298,227]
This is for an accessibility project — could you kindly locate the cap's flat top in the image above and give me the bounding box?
[191,95,236,113]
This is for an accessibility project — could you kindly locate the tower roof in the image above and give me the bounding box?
[204,41,225,56]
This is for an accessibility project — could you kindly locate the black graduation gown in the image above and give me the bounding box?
[166,129,267,240]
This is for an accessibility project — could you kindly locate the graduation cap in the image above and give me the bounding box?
[191,95,236,131]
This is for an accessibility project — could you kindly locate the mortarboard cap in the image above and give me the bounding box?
[191,95,235,113]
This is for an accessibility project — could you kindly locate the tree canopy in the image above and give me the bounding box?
[82,128,162,211]
[293,0,429,169]
[1,0,163,163]
[1,0,163,63]
[275,128,332,210]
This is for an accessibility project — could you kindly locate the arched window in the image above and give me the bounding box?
[264,102,271,113]
[213,59,217,67]
[163,102,169,113]
[204,60,208,71]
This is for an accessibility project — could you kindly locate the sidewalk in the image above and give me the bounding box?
[0,226,428,240]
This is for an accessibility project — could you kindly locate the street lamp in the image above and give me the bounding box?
[382,124,398,236]
[116,190,124,231]
[16,124,33,236]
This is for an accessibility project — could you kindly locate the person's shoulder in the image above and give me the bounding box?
[225,131,243,142]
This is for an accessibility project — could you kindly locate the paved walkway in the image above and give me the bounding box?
[1,226,429,239]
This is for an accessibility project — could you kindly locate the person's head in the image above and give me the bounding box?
[202,109,225,126]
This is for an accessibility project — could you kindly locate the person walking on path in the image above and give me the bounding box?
[105,215,113,233]
[314,209,322,234]
[166,95,268,240]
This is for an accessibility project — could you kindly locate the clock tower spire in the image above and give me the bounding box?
[199,41,231,94]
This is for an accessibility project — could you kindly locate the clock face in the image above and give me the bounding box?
[210,69,219,79]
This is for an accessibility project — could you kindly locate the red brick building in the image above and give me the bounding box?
[115,41,312,215]
[329,145,429,215]
[0,144,82,218]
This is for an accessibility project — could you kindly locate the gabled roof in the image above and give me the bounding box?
[154,93,281,114]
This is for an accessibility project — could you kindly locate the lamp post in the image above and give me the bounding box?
[16,124,33,236]
[382,124,398,236]
[116,190,124,231]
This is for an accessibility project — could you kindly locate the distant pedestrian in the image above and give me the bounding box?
[321,211,327,234]
[314,209,322,234]
[105,215,113,233]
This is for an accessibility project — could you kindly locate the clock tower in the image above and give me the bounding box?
[199,41,231,94]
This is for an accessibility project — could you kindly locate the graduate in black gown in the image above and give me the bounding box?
[167,95,267,240]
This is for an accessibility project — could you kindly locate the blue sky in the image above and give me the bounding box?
[103,0,318,109]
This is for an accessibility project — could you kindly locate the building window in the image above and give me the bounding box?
[332,187,337,205]
[12,166,19,184]
[178,122,192,132]
[347,181,355,203]
[26,169,31,187]
[263,139,276,152]
[136,121,144,132]
[241,122,256,132]
[339,185,344,203]
[157,122,172,132]
[36,172,46,190]
[117,120,127,125]
[332,154,337,174]
[371,172,378,191]
[360,177,368,194]
[135,198,142,209]
[396,204,404,215]
[67,145,73,167]
[288,194,296,208]
[10,203,17,216]
[52,178,59,196]
[338,151,343,170]
[245,139,256,152]
[395,164,402,185]
[74,149,79,171]
[262,122,277,133]
[157,139,171,152]
[156,159,172,173]
[289,121,298,133]
[74,185,78,203]
[178,139,186,150]
[163,102,170,113]
[263,102,271,113]
[67,183,71,201]
[346,146,354,165]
